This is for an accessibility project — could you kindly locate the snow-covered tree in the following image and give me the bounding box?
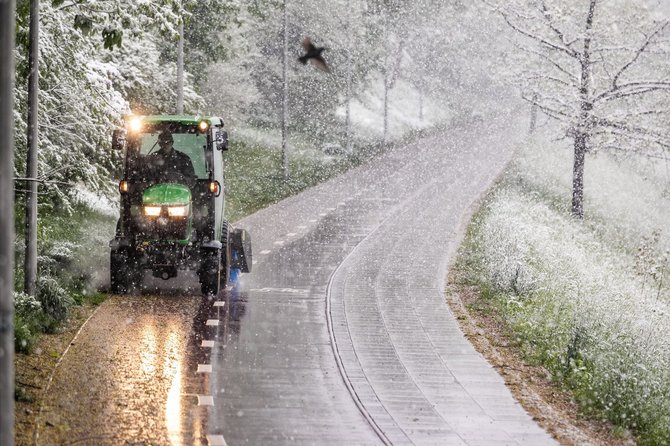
[488,0,670,218]
[13,0,202,210]
[159,0,242,90]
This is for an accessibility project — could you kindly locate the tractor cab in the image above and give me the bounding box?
[109,115,251,295]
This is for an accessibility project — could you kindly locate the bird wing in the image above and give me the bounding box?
[303,37,315,52]
[311,56,331,73]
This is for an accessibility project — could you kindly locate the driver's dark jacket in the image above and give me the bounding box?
[144,148,195,182]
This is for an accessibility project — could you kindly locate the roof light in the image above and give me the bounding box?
[128,116,143,133]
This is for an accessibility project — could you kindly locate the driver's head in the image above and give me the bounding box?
[158,130,174,153]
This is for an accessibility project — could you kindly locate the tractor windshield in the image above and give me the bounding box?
[125,125,209,181]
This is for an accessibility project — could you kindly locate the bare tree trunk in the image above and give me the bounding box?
[571,0,597,219]
[572,133,587,218]
[383,71,389,145]
[281,0,289,179]
[382,15,390,147]
[529,94,538,134]
[0,1,16,444]
[176,19,184,114]
[24,0,39,296]
[418,87,424,122]
[344,0,352,153]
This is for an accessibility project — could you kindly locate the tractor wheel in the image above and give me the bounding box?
[199,250,222,296]
[110,250,142,294]
[221,221,231,288]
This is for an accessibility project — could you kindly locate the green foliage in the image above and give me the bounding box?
[73,15,93,35]
[14,386,34,403]
[168,0,241,88]
[13,0,201,213]
[72,291,107,307]
[35,276,75,330]
[102,27,123,50]
[13,201,114,352]
[13,292,44,353]
[224,140,358,222]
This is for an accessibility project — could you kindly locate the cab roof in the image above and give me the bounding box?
[130,115,224,127]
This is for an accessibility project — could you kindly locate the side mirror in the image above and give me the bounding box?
[112,129,126,151]
[217,130,229,151]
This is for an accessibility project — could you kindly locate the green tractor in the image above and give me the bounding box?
[109,115,251,295]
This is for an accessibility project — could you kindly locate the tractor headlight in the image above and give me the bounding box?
[144,206,161,217]
[167,205,189,217]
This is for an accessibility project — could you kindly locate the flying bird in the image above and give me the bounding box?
[298,37,330,73]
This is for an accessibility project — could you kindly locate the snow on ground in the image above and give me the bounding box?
[465,129,670,443]
[76,187,119,219]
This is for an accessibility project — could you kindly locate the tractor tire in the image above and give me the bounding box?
[110,250,142,294]
[199,250,222,296]
[221,221,231,288]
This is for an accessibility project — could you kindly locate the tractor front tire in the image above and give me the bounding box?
[110,249,142,294]
[199,250,222,296]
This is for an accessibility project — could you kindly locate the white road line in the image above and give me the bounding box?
[206,319,220,326]
[297,225,307,229]
[273,240,284,245]
[319,213,327,217]
[201,340,215,348]
[207,435,228,446]
[197,395,214,406]
[197,364,213,373]
[260,250,271,255]
[213,301,225,307]
[327,207,336,211]
[286,232,297,237]
[309,219,317,223]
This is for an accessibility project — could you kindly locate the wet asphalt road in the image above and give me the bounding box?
[36,126,557,445]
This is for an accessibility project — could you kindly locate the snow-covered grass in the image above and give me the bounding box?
[224,139,365,223]
[457,132,670,444]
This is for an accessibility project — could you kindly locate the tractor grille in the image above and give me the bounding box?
[138,216,189,241]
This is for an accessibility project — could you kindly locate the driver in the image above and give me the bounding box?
[145,129,195,181]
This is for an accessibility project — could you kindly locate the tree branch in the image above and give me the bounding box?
[539,1,577,52]
[612,21,669,89]
[517,45,579,83]
[500,11,579,59]
[595,81,670,103]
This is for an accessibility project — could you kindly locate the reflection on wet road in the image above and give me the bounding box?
[35,279,248,445]
[37,128,556,445]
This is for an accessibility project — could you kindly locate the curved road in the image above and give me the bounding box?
[35,126,556,445]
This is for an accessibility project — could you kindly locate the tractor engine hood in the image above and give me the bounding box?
[143,183,192,207]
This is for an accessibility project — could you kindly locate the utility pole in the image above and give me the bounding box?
[344,0,352,153]
[281,0,290,179]
[24,0,39,297]
[176,19,184,114]
[0,1,17,444]
[382,15,390,147]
